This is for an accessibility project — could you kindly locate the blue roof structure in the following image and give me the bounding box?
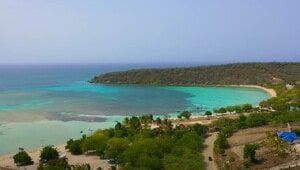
[277,131,297,142]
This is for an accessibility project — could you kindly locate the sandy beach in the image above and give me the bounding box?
[0,145,110,170]
[239,85,277,98]
[218,85,277,98]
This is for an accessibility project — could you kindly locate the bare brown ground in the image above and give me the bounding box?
[224,124,300,170]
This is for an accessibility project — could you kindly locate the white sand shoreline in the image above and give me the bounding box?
[218,84,277,98]
[237,85,277,98]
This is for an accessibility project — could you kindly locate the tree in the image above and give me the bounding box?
[105,138,129,161]
[120,138,165,169]
[123,117,130,126]
[205,111,212,116]
[82,131,108,155]
[243,143,259,162]
[114,122,122,130]
[246,113,269,127]
[163,151,204,170]
[40,145,59,162]
[191,124,208,137]
[13,150,33,166]
[128,117,142,129]
[219,107,227,113]
[179,111,192,119]
[214,133,229,154]
[140,114,153,125]
[242,104,253,112]
[156,117,162,124]
[177,114,182,119]
[66,139,83,155]
[71,164,91,170]
[38,158,69,170]
[114,122,128,138]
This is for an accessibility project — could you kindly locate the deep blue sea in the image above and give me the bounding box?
[0,64,270,154]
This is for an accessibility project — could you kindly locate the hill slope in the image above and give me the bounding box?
[91,63,300,86]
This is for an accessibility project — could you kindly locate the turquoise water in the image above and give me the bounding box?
[0,64,270,155]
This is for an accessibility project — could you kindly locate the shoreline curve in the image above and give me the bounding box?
[236,85,277,98]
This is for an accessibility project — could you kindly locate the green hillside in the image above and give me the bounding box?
[91,63,300,86]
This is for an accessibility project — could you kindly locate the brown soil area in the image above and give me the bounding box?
[221,123,300,169]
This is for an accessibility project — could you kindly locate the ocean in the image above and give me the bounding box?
[0,64,270,155]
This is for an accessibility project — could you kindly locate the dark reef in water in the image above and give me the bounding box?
[44,112,107,122]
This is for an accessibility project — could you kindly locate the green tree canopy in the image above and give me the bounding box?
[40,145,59,162]
[244,143,260,162]
[13,150,33,166]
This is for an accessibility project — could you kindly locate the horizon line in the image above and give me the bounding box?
[1,60,299,66]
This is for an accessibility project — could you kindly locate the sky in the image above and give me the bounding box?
[0,0,299,64]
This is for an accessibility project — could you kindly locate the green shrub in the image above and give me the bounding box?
[13,150,33,166]
[293,129,300,136]
[178,111,192,119]
[242,104,253,112]
[191,124,209,137]
[272,111,300,123]
[38,158,69,170]
[40,145,59,162]
[205,111,212,116]
[246,113,269,127]
[82,131,109,156]
[244,143,260,162]
[215,107,226,113]
[243,160,251,168]
[66,139,83,155]
[105,138,129,160]
[71,163,91,170]
[214,133,229,154]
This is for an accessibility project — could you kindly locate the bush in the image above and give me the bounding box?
[205,111,212,116]
[272,111,300,123]
[214,133,229,154]
[242,104,253,112]
[243,160,251,168]
[244,143,260,162]
[246,113,269,127]
[38,158,69,170]
[82,131,108,155]
[191,124,209,137]
[71,163,91,170]
[155,117,162,124]
[13,150,33,166]
[66,139,83,155]
[214,107,227,113]
[178,111,192,119]
[293,129,300,136]
[105,138,129,160]
[40,145,59,162]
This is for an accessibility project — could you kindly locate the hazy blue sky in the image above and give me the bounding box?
[0,0,299,64]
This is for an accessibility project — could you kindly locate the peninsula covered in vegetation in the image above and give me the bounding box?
[91,63,300,86]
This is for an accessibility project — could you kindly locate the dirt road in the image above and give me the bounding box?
[203,132,218,170]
